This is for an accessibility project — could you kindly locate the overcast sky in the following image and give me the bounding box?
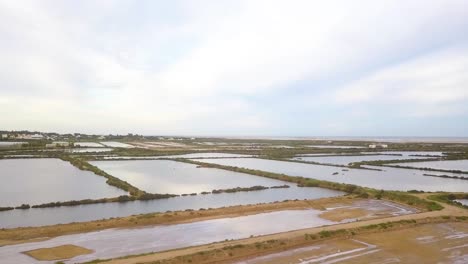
[1,0,468,136]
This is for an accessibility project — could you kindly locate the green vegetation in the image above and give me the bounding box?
[30,193,180,209]
[423,173,467,180]
[385,164,468,174]
[15,204,31,209]
[211,185,288,194]
[428,193,468,209]
[32,199,110,208]
[445,151,468,160]
[270,184,290,189]
[348,158,438,168]
[212,186,269,194]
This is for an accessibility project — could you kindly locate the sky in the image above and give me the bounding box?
[1,0,468,137]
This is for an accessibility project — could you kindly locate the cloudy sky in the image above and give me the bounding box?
[1,0,468,136]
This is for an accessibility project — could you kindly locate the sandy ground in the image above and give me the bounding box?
[22,244,93,261]
[238,222,468,264]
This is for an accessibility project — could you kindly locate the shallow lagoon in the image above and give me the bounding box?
[292,155,430,166]
[91,160,296,194]
[164,152,255,158]
[193,158,468,192]
[0,186,343,228]
[0,159,126,207]
[364,151,445,157]
[0,142,25,147]
[102,152,255,159]
[100,141,134,148]
[392,159,468,172]
[306,145,366,149]
[68,148,113,153]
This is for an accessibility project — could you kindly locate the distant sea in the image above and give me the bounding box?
[225,136,468,143]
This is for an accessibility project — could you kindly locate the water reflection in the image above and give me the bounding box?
[0,159,126,207]
[0,186,343,228]
[0,210,338,264]
[393,159,468,172]
[90,160,290,194]
[193,158,468,192]
[292,155,430,165]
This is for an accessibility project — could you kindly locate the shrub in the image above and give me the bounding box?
[15,204,30,210]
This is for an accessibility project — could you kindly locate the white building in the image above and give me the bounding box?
[369,143,388,149]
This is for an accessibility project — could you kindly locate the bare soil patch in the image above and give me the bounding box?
[22,244,93,261]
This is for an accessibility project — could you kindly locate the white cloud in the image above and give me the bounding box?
[334,46,468,117]
[1,0,468,134]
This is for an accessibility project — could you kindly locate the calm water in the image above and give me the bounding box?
[295,136,468,143]
[0,142,24,147]
[0,210,338,264]
[0,186,343,228]
[393,160,468,172]
[90,160,287,194]
[68,148,113,153]
[292,155,430,166]
[297,151,445,158]
[456,199,468,206]
[306,145,366,149]
[102,152,255,160]
[74,142,104,147]
[365,151,445,157]
[165,152,255,158]
[0,159,126,207]
[192,158,468,192]
[297,153,351,156]
[100,141,134,148]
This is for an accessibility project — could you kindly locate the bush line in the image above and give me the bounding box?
[428,193,468,210]
[2,185,292,211]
